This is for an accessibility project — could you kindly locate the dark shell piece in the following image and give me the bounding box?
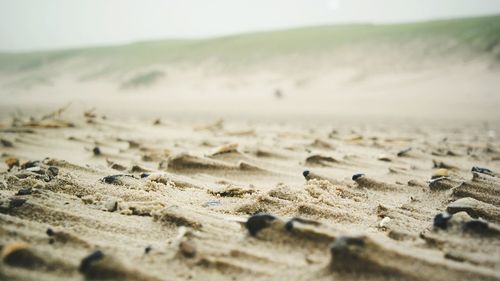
[21,160,40,169]
[397,147,412,157]
[352,173,365,181]
[330,236,366,256]
[245,213,277,236]
[47,166,59,177]
[463,220,495,235]
[433,213,452,230]
[9,198,27,208]
[79,250,104,273]
[16,187,33,196]
[471,166,495,177]
[46,228,55,236]
[101,174,134,184]
[302,170,310,178]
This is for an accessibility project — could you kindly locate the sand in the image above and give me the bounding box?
[1,15,500,280]
[1,107,500,281]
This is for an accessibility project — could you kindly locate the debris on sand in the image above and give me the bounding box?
[179,240,197,258]
[1,138,13,147]
[245,213,277,236]
[397,147,412,157]
[5,156,19,170]
[93,146,102,156]
[1,242,45,268]
[16,187,33,196]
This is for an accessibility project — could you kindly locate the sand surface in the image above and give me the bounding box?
[1,108,500,280]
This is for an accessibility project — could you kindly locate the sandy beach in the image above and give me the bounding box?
[1,13,500,281]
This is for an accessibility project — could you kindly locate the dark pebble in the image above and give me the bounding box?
[245,212,277,236]
[79,250,104,273]
[145,246,152,254]
[46,228,55,236]
[47,166,59,177]
[140,173,150,178]
[397,147,412,157]
[471,166,494,177]
[101,174,134,184]
[21,160,40,170]
[352,173,365,181]
[1,139,13,147]
[330,236,366,256]
[16,187,33,196]
[9,198,27,208]
[463,220,493,235]
[433,213,452,230]
[302,170,310,178]
[93,147,101,156]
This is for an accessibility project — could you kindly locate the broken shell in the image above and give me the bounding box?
[245,213,277,236]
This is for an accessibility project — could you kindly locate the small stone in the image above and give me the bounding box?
[79,250,104,273]
[397,147,412,157]
[104,199,118,212]
[46,228,55,236]
[433,213,452,230]
[5,156,19,170]
[9,198,27,208]
[302,170,310,178]
[47,166,59,177]
[379,217,391,228]
[16,187,33,196]
[352,173,365,181]
[26,166,41,172]
[93,147,101,156]
[1,138,13,147]
[1,242,44,268]
[471,166,495,177]
[145,246,152,254]
[245,213,277,236]
[179,240,196,258]
[21,160,40,169]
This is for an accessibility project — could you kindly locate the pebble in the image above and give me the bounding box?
[16,187,33,196]
[0,138,13,147]
[1,242,44,268]
[179,240,196,258]
[379,217,391,228]
[93,147,101,156]
[46,228,55,236]
[5,156,19,170]
[245,213,277,236]
[79,250,104,273]
[9,198,27,208]
[104,199,118,212]
[397,147,412,157]
[352,173,365,181]
[433,213,452,230]
[471,166,495,177]
[47,166,59,177]
[144,246,152,254]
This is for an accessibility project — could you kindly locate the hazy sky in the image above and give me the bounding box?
[1,0,500,51]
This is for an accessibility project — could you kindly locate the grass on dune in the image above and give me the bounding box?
[0,14,499,74]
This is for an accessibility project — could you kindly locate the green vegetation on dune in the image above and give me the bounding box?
[0,14,499,74]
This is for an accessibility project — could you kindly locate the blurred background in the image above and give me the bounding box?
[1,0,499,121]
